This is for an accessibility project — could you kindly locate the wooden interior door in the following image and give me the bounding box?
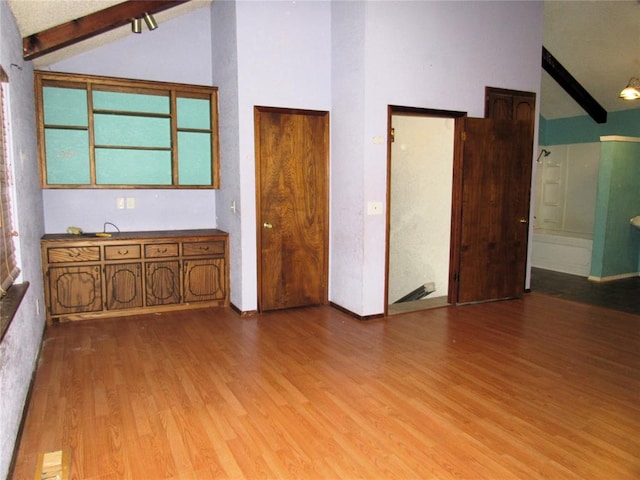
[457,117,533,303]
[255,107,329,312]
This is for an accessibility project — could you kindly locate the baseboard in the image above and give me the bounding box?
[230,302,258,317]
[588,272,640,283]
[8,320,47,479]
[329,302,385,321]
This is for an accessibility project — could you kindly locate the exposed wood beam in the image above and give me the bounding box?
[542,46,607,124]
[23,0,190,61]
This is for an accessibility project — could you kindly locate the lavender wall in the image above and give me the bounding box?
[0,2,47,478]
[211,1,243,309]
[232,0,333,311]
[37,1,544,316]
[331,1,543,315]
[0,2,546,471]
[43,6,217,234]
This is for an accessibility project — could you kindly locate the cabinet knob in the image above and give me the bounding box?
[263,222,273,229]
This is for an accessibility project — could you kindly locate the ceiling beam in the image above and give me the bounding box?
[23,0,190,62]
[542,46,607,124]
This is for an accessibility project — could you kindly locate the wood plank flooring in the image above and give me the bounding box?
[11,293,640,479]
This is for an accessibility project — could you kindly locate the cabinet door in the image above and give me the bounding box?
[183,258,226,302]
[105,263,143,310]
[146,261,181,306]
[48,265,102,315]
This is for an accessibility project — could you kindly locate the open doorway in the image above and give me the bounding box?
[386,108,461,315]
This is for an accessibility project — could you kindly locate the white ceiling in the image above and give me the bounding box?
[541,0,640,119]
[6,0,640,120]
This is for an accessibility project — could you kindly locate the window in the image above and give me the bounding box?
[0,66,20,298]
[0,65,27,343]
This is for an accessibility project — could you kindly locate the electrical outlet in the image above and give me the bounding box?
[116,197,125,209]
[126,197,135,209]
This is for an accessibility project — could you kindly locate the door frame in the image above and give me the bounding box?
[385,106,467,315]
[254,105,330,312]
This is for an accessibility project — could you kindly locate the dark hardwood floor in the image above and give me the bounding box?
[531,267,640,315]
[11,294,640,479]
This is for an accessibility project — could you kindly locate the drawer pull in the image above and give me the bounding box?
[156,248,167,254]
[199,246,210,252]
[118,249,129,255]
[67,251,81,258]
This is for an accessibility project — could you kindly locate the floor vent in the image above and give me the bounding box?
[35,449,69,480]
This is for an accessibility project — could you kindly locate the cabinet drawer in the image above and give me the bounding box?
[105,244,141,260]
[47,246,101,263]
[182,240,225,257]
[144,243,179,258]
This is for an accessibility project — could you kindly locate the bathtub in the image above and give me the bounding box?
[531,229,593,276]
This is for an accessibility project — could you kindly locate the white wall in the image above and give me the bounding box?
[389,116,454,304]
[331,1,543,315]
[534,143,600,236]
[0,2,47,478]
[43,7,218,234]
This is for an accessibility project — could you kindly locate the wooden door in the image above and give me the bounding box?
[255,107,329,312]
[457,117,532,303]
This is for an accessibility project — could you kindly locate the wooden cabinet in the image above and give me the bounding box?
[105,263,143,311]
[484,86,536,136]
[41,229,229,324]
[47,264,102,316]
[145,261,180,306]
[34,71,220,189]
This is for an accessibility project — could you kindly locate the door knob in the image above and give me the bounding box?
[263,222,273,229]
[519,218,528,224]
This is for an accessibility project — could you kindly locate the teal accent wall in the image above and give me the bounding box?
[539,108,640,145]
[590,140,640,278]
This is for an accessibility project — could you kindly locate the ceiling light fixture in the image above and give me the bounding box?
[143,12,158,31]
[131,17,142,34]
[619,77,640,100]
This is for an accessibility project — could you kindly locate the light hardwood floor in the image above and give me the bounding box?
[11,293,640,479]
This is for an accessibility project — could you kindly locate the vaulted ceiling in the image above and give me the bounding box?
[7,0,212,66]
[6,0,640,120]
[541,0,640,120]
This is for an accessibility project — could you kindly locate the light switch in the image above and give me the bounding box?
[126,197,135,209]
